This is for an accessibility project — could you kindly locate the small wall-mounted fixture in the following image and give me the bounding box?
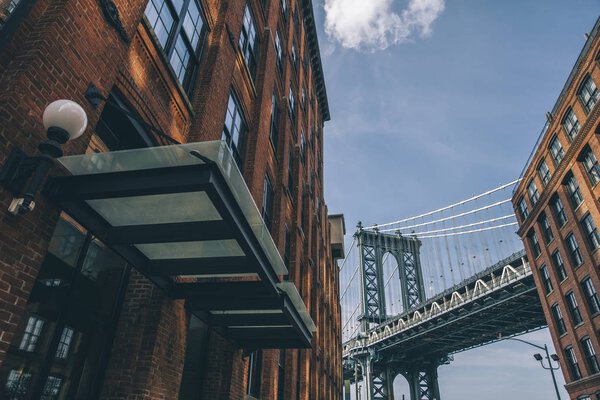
[0,100,87,215]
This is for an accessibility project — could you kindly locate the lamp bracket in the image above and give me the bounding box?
[85,83,107,108]
[0,147,39,196]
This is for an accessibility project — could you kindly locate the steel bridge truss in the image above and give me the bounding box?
[344,250,546,400]
[357,229,425,327]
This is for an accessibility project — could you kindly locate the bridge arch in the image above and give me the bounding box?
[381,250,403,317]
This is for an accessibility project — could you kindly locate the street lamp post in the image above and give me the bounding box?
[506,337,562,400]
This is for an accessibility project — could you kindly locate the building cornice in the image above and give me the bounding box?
[514,16,600,197]
[301,0,331,122]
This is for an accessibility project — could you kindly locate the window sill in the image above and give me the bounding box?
[574,321,585,329]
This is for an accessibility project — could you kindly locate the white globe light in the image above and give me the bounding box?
[43,99,88,140]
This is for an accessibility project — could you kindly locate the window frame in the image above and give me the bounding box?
[580,146,600,186]
[566,290,584,326]
[581,212,600,251]
[537,159,552,187]
[262,174,274,232]
[549,135,565,166]
[239,3,260,81]
[527,178,540,205]
[221,91,248,167]
[565,345,582,380]
[581,336,600,375]
[578,74,600,114]
[539,264,553,295]
[565,173,584,208]
[539,213,554,244]
[551,249,568,282]
[566,232,584,267]
[563,107,581,141]
[551,303,567,336]
[552,194,568,227]
[144,0,209,95]
[528,229,541,259]
[582,277,600,315]
[517,196,529,221]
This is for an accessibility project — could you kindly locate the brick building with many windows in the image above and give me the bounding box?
[513,17,600,400]
[0,0,343,399]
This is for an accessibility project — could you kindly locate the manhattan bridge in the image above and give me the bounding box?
[340,180,547,400]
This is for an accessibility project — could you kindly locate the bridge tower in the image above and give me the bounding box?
[356,225,425,330]
[353,225,441,400]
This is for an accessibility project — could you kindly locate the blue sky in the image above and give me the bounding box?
[315,0,599,398]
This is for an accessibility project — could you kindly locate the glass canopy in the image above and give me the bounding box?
[47,141,314,348]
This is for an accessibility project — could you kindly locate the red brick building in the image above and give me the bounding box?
[512,17,600,400]
[0,0,343,399]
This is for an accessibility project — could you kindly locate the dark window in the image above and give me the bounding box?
[549,135,565,165]
[262,175,274,232]
[0,1,22,29]
[55,326,74,359]
[581,146,600,186]
[144,0,207,93]
[284,225,291,268]
[288,85,295,120]
[566,346,582,380]
[41,375,63,400]
[528,230,541,258]
[277,350,286,400]
[551,304,567,335]
[275,29,283,74]
[5,369,31,399]
[280,0,287,18]
[527,179,539,205]
[240,4,259,80]
[221,92,248,167]
[301,86,306,109]
[19,316,44,352]
[582,277,600,315]
[270,93,280,149]
[247,350,262,397]
[578,75,599,113]
[581,336,600,374]
[565,173,584,208]
[551,250,567,282]
[563,107,581,140]
[517,196,529,220]
[300,129,306,162]
[540,264,553,294]
[537,159,552,187]
[539,213,554,244]
[291,40,297,69]
[566,291,583,325]
[552,194,568,227]
[566,233,584,267]
[581,213,600,251]
[287,145,294,193]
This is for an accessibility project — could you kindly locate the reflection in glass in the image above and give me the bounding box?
[18,316,44,352]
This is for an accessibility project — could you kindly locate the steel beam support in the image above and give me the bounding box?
[357,229,425,330]
[405,364,440,400]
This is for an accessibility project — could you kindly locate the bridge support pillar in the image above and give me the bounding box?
[405,364,441,400]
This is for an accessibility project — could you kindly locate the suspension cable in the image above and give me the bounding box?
[363,180,520,230]
[340,264,360,300]
[406,214,515,236]
[379,199,512,232]
[337,238,356,272]
[417,222,518,239]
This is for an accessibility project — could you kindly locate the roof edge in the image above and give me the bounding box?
[302,0,331,122]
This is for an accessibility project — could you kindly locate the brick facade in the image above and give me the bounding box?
[0,0,342,399]
[512,18,600,400]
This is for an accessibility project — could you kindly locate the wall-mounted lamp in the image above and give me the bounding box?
[0,100,87,215]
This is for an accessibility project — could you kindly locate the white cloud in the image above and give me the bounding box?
[324,0,445,51]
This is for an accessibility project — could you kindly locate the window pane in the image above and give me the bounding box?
[563,108,581,140]
[579,75,600,112]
